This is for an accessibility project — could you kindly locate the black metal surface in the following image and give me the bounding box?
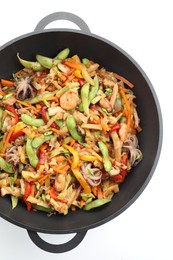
[0,12,163,252]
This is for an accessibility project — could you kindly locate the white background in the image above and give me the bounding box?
[0,0,172,259]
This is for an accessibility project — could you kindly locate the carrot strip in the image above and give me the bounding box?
[65,60,83,71]
[0,87,5,96]
[1,79,14,87]
[38,174,49,185]
[31,184,36,197]
[17,100,38,111]
[97,184,103,199]
[2,126,15,153]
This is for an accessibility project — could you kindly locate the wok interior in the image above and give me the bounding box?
[0,30,161,233]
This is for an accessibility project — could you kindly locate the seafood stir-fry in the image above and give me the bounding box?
[0,48,142,214]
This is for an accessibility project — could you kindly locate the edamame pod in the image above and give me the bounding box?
[32,134,53,148]
[0,157,14,173]
[26,138,39,168]
[17,53,44,71]
[54,48,70,60]
[66,115,83,142]
[98,141,112,172]
[81,82,90,115]
[84,198,111,210]
[36,54,61,69]
[21,114,45,127]
[88,75,99,102]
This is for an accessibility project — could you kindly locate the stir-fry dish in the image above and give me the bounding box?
[0,48,142,214]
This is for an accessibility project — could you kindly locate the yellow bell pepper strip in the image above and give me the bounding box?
[72,167,91,194]
[18,146,27,164]
[63,144,79,168]
[79,154,97,162]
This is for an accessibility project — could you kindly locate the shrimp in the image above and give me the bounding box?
[60,91,79,110]
[55,174,66,192]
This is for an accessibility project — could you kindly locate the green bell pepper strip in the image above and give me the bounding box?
[21,114,45,127]
[66,115,84,142]
[98,141,112,172]
[26,138,39,168]
[84,198,111,210]
[0,157,14,173]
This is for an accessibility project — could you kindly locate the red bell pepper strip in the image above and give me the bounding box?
[36,151,45,171]
[113,152,129,183]
[50,186,68,204]
[5,105,19,124]
[109,123,121,132]
[41,106,57,128]
[9,130,24,143]
[23,182,32,211]
[78,78,85,87]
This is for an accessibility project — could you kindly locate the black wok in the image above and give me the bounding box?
[0,12,163,253]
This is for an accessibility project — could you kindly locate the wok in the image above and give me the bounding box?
[0,12,163,253]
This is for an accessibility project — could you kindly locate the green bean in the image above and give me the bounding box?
[21,114,45,127]
[54,48,70,60]
[98,141,112,172]
[88,75,99,102]
[36,54,61,69]
[80,82,90,115]
[17,53,44,71]
[26,138,39,168]
[84,198,111,210]
[32,134,53,148]
[66,115,83,142]
[0,107,3,130]
[0,157,14,173]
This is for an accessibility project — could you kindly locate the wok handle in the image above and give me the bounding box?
[34,12,91,33]
[27,230,87,253]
